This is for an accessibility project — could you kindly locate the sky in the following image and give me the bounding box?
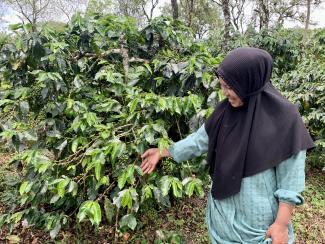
[1,1,325,31]
[285,2,325,28]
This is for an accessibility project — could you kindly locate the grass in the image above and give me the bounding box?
[0,152,324,243]
[293,168,325,243]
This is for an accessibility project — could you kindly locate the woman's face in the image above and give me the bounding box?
[219,79,244,107]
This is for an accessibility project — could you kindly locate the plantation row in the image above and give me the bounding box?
[0,14,324,238]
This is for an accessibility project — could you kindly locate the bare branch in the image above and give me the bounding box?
[211,0,222,7]
[141,2,151,21]
[150,0,159,20]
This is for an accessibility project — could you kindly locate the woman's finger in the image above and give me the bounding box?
[148,165,156,174]
[143,164,153,174]
[265,229,271,238]
[141,149,153,158]
[141,162,150,172]
[140,158,148,168]
[143,160,154,173]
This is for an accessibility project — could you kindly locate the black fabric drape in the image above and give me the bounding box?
[205,47,315,200]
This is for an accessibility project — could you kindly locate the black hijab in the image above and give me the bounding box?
[205,47,315,200]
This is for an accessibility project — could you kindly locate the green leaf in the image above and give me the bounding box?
[110,139,126,163]
[95,162,102,181]
[173,98,182,114]
[113,188,138,210]
[119,214,137,230]
[40,181,48,194]
[76,204,87,222]
[100,131,110,139]
[141,184,153,202]
[19,101,29,114]
[21,131,38,141]
[0,130,15,139]
[158,138,169,154]
[50,195,60,204]
[38,161,51,173]
[99,176,109,185]
[118,171,128,189]
[10,211,24,224]
[154,77,164,87]
[153,187,170,207]
[144,130,155,144]
[144,63,152,74]
[158,97,167,111]
[67,181,78,196]
[0,99,14,107]
[118,165,138,189]
[19,181,33,195]
[182,177,204,197]
[14,87,30,99]
[73,75,84,88]
[134,165,144,176]
[121,190,133,209]
[71,138,79,153]
[84,112,98,126]
[128,98,139,113]
[126,165,135,184]
[19,181,28,195]
[104,197,115,224]
[185,182,196,197]
[50,221,61,239]
[77,200,102,226]
[57,178,70,198]
[171,177,182,198]
[56,140,67,155]
[91,201,102,226]
[160,176,171,196]
[9,23,23,30]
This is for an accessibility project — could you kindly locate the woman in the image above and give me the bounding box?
[140,47,314,244]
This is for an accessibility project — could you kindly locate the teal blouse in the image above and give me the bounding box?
[168,124,306,244]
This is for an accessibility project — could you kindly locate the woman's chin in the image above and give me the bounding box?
[228,100,236,106]
[229,100,243,108]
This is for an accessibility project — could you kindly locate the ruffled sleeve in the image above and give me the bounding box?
[274,150,306,205]
[168,124,209,163]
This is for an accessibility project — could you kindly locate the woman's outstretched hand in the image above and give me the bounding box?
[141,148,170,174]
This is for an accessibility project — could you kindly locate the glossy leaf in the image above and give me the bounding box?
[119,214,137,230]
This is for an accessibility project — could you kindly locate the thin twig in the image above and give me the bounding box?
[114,208,119,243]
[176,119,183,139]
[96,182,116,201]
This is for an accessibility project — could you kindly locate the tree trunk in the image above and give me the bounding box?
[257,0,269,30]
[221,0,231,50]
[171,0,179,19]
[188,0,194,27]
[304,0,311,41]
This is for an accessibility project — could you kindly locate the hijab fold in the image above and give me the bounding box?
[205,48,314,200]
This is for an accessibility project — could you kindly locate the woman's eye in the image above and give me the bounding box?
[221,84,231,90]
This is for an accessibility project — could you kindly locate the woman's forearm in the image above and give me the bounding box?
[160,148,171,158]
[275,202,294,226]
[266,202,294,242]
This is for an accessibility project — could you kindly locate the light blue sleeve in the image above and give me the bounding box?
[168,124,209,163]
[274,150,306,205]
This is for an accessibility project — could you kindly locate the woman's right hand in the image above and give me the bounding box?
[140,148,170,174]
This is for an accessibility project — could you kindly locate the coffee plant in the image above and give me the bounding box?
[276,60,325,169]
[0,14,221,237]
